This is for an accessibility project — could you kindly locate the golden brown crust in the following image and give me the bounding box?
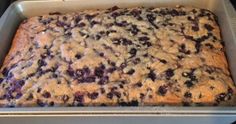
[0,6,235,107]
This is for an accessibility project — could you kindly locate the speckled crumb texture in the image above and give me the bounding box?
[0,6,235,107]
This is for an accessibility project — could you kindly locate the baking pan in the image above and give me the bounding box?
[0,0,236,123]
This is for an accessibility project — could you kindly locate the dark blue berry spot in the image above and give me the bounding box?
[88,92,99,100]
[184,92,192,98]
[158,85,168,96]
[165,69,174,79]
[148,70,156,81]
[42,91,51,98]
[126,69,135,75]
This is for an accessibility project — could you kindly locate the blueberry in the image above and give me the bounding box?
[165,69,174,79]
[2,67,9,77]
[126,69,135,75]
[113,91,121,98]
[115,21,128,27]
[40,18,53,25]
[111,12,120,18]
[187,16,194,21]
[106,92,113,99]
[107,67,116,73]
[42,91,51,98]
[67,68,75,77]
[49,101,54,106]
[106,30,117,35]
[170,9,179,16]
[146,14,155,22]
[5,92,13,101]
[88,92,99,100]
[228,88,233,95]
[192,26,199,31]
[112,38,121,45]
[129,100,139,106]
[100,88,106,94]
[0,78,3,84]
[135,82,143,87]
[205,43,214,49]
[184,80,194,88]
[132,58,141,65]
[130,25,139,35]
[119,84,124,88]
[37,87,42,93]
[56,21,67,27]
[75,15,82,23]
[158,85,168,96]
[65,32,72,36]
[99,52,104,57]
[148,70,156,81]
[6,72,13,80]
[140,93,145,99]
[129,48,137,57]
[0,95,6,100]
[195,42,201,53]
[184,92,192,98]
[91,21,100,27]
[80,76,96,83]
[74,91,84,103]
[52,73,58,78]
[15,92,22,99]
[146,14,158,28]
[210,86,215,90]
[75,53,82,59]
[130,9,141,17]
[177,55,184,60]
[26,93,34,101]
[17,80,25,87]
[192,9,197,14]
[38,59,47,67]
[121,38,132,45]
[179,44,190,54]
[37,99,45,107]
[159,59,167,64]
[81,67,91,76]
[95,35,101,40]
[119,102,129,106]
[120,62,127,69]
[108,61,116,66]
[111,86,118,91]
[145,41,152,47]
[204,24,214,31]
[98,76,109,85]
[29,47,33,52]
[94,65,105,78]
[186,69,197,81]
[138,36,150,41]
[85,14,96,21]
[216,93,227,103]
[198,93,202,99]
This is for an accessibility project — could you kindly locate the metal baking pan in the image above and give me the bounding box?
[0,0,236,123]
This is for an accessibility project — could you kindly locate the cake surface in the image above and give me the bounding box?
[0,6,235,107]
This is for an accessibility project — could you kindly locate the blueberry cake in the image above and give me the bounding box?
[0,6,235,107]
